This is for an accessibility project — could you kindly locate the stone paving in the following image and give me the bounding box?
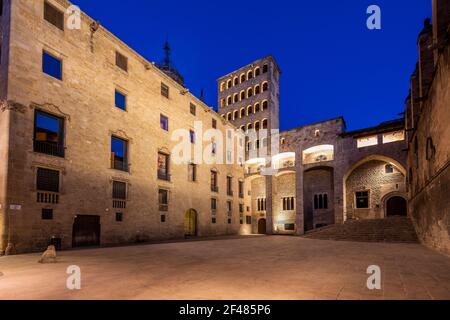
[0,236,449,300]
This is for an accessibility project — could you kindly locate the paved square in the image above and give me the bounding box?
[1,236,450,300]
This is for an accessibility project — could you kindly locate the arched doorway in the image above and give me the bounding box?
[258,218,266,234]
[184,209,197,236]
[386,196,407,216]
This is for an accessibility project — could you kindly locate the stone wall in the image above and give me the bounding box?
[272,172,296,234]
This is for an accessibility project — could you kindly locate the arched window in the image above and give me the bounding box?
[255,121,260,131]
[280,138,286,145]
[221,114,225,119]
[247,123,253,131]
[233,77,239,86]
[247,105,253,115]
[227,80,232,89]
[255,67,261,77]
[227,96,232,105]
[247,70,253,80]
[220,82,225,92]
[262,119,268,129]
[240,90,245,100]
[227,113,232,121]
[233,110,238,120]
[233,93,238,103]
[240,107,245,118]
[247,88,253,98]
[262,100,268,110]
[240,125,245,132]
[262,82,269,92]
[240,73,246,83]
[220,99,225,108]
[254,103,260,113]
[263,64,268,73]
[255,85,261,95]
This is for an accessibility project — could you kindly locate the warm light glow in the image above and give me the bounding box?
[382,131,405,144]
[272,152,296,169]
[357,135,378,148]
[302,145,334,164]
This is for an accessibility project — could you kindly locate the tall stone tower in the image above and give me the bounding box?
[217,56,281,159]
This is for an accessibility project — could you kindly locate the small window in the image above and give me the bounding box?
[112,181,127,200]
[159,189,169,211]
[160,114,169,131]
[115,51,128,72]
[42,208,54,220]
[211,198,217,210]
[240,74,246,82]
[262,101,268,110]
[212,217,217,224]
[246,216,252,225]
[116,212,123,222]
[238,181,244,198]
[355,191,369,209]
[263,64,268,73]
[190,130,195,144]
[211,171,218,192]
[240,91,245,100]
[157,152,170,181]
[188,163,197,182]
[161,83,169,98]
[161,215,166,223]
[212,119,217,129]
[313,194,328,210]
[42,51,62,80]
[385,164,394,174]
[262,82,269,92]
[255,68,260,77]
[227,201,232,212]
[282,197,295,211]
[111,136,128,171]
[37,168,60,192]
[239,203,244,213]
[285,224,295,231]
[115,90,127,111]
[44,1,64,31]
[190,103,196,116]
[227,176,233,196]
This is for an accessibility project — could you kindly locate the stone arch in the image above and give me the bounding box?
[382,192,408,217]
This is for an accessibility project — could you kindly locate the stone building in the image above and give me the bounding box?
[405,0,450,255]
[2,0,443,255]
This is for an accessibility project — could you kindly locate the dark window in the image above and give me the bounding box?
[112,181,126,199]
[211,198,217,210]
[188,163,197,182]
[283,197,295,211]
[248,88,253,97]
[190,130,195,144]
[227,96,232,105]
[385,164,394,174]
[234,78,239,86]
[212,217,216,224]
[255,68,260,77]
[227,176,233,196]
[262,101,268,110]
[158,152,170,181]
[115,90,126,110]
[161,215,166,223]
[115,51,128,72]
[240,74,246,82]
[239,204,244,213]
[238,181,244,198]
[190,103,196,116]
[37,168,60,192]
[255,86,261,95]
[159,189,168,211]
[355,191,369,209]
[34,110,65,157]
[161,83,169,98]
[42,208,54,220]
[116,212,123,222]
[263,64,268,73]
[42,51,62,80]
[262,82,269,92]
[257,198,267,211]
[314,194,328,210]
[248,71,253,80]
[160,114,169,131]
[211,171,218,192]
[285,224,295,231]
[246,216,252,225]
[44,1,64,30]
[240,91,245,100]
[111,136,128,171]
[0,0,3,16]
[212,119,217,129]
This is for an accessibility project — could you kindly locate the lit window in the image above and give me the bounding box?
[302,145,334,164]
[42,51,62,80]
[382,131,405,144]
[357,135,378,148]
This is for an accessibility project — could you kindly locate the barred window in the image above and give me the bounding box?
[37,168,60,192]
[112,181,127,200]
[115,51,128,72]
[282,197,295,211]
[161,82,169,98]
[313,194,328,210]
[44,1,64,31]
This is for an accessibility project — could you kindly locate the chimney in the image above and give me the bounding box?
[432,0,450,63]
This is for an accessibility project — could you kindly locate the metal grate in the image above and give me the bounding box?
[37,168,60,192]
[44,1,64,30]
[115,52,128,72]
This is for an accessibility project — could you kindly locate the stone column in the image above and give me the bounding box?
[265,175,273,234]
[295,156,305,235]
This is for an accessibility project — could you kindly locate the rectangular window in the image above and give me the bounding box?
[42,208,54,220]
[159,189,169,211]
[212,119,217,129]
[227,201,232,213]
[158,152,170,181]
[111,136,128,171]
[190,130,195,144]
[285,224,295,231]
[161,83,169,98]
[37,168,60,192]
[112,181,127,200]
[34,110,65,157]
[211,198,217,211]
[160,114,169,131]
[44,1,64,30]
[190,103,196,116]
[42,51,62,80]
[238,181,244,198]
[211,171,218,192]
[188,163,197,182]
[239,203,244,213]
[355,191,369,209]
[115,90,127,111]
[212,217,216,224]
[115,51,128,72]
[161,215,166,223]
[116,212,123,222]
[227,176,233,196]
[313,194,328,210]
[246,216,252,225]
[282,197,295,211]
[357,135,378,148]
[257,198,267,211]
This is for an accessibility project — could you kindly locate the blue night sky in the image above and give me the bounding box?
[71,0,431,131]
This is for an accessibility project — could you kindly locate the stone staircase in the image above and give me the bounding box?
[303,217,419,243]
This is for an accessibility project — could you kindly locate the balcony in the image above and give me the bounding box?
[37,192,59,204]
[34,140,65,158]
[113,199,126,209]
[159,204,168,212]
